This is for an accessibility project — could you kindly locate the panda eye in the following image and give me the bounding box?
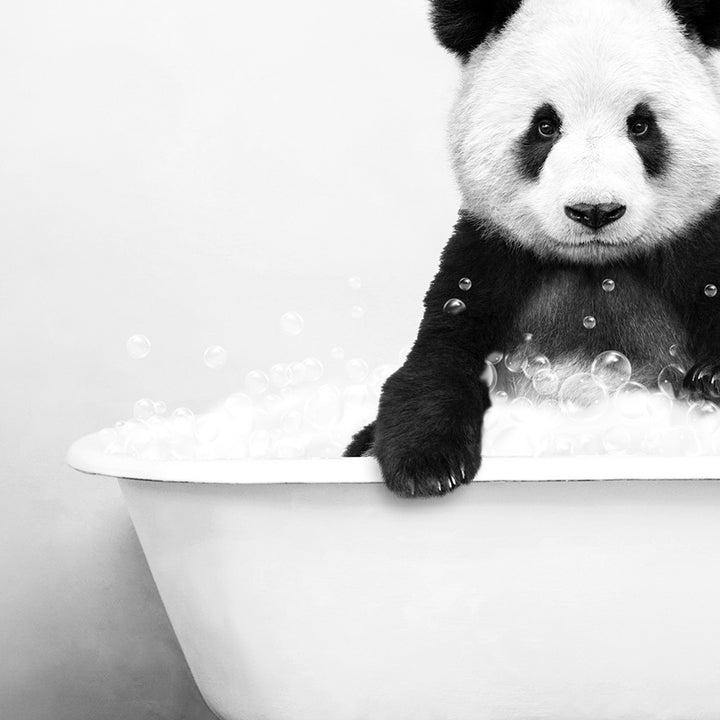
[629,117,650,137]
[537,119,558,140]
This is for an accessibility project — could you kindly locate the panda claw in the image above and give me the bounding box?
[375,434,482,499]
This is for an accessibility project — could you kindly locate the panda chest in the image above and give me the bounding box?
[509,268,686,384]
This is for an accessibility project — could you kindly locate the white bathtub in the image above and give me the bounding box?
[68,432,720,720]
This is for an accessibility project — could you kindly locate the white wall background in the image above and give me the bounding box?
[0,0,459,717]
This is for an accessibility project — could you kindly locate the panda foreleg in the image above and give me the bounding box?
[372,349,489,497]
[681,296,720,402]
[661,216,720,402]
[367,215,539,498]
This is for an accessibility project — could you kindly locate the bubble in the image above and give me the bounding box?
[203,345,227,370]
[348,275,362,290]
[305,384,342,429]
[504,346,529,374]
[126,334,151,359]
[269,363,291,389]
[669,344,679,358]
[643,426,700,456]
[532,368,560,396]
[281,410,303,434]
[263,394,284,414]
[245,369,270,395]
[346,358,369,383]
[124,421,153,457]
[551,434,576,456]
[99,428,117,451]
[280,311,304,336]
[213,441,248,460]
[303,357,324,382]
[591,351,632,392]
[678,427,702,456]
[133,398,155,421]
[248,430,273,458]
[524,355,551,380]
[603,426,633,454]
[509,397,534,422]
[583,315,597,330]
[170,407,195,434]
[558,373,608,420]
[492,390,509,405]
[489,426,535,457]
[443,299,467,315]
[575,433,604,455]
[657,364,686,399]
[487,351,503,365]
[350,306,365,320]
[276,436,305,459]
[288,361,307,385]
[167,435,196,460]
[145,415,170,443]
[459,277,472,291]
[195,416,220,443]
[705,284,718,298]
[613,382,650,419]
[330,347,346,361]
[225,392,254,424]
[646,392,674,419]
[687,401,720,423]
[602,279,616,293]
[481,362,498,391]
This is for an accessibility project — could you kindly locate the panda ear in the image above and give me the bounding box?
[669,0,720,48]
[430,0,523,59]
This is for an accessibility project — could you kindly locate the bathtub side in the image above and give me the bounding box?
[120,476,720,720]
[69,431,720,483]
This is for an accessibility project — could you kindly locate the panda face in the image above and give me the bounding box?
[449,0,720,263]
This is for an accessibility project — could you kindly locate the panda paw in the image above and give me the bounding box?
[375,430,482,498]
[371,363,488,498]
[683,362,720,401]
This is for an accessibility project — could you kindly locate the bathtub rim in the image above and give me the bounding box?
[67,431,720,484]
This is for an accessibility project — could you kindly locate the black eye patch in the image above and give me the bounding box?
[516,103,562,181]
[627,103,669,177]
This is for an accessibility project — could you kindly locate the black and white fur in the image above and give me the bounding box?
[345,0,720,498]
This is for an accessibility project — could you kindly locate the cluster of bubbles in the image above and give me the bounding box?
[102,342,720,461]
[484,348,720,457]
[111,272,720,462]
[102,347,410,460]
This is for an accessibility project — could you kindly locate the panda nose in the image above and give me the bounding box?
[564,203,626,230]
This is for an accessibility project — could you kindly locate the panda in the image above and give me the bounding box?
[345,0,720,497]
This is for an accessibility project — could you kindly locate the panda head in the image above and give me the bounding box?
[435,0,720,263]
